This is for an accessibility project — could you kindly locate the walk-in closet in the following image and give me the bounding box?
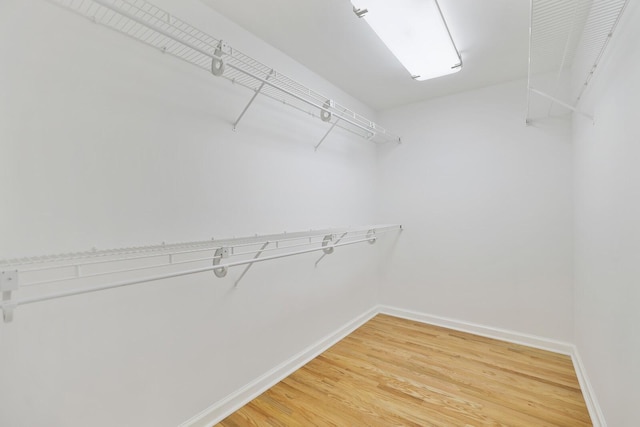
[1,0,638,425]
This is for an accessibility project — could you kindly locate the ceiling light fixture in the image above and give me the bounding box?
[351,0,462,81]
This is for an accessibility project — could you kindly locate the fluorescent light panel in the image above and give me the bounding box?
[351,0,462,81]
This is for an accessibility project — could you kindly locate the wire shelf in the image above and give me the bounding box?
[47,0,401,145]
[0,225,403,323]
[526,0,629,122]
[0,225,399,270]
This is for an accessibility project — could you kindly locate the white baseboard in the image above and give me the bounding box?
[570,346,607,427]
[377,305,575,355]
[179,306,379,427]
[181,304,606,427]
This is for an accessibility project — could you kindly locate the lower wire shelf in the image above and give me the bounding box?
[0,224,402,323]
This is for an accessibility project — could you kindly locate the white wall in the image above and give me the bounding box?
[572,2,640,425]
[376,80,575,341]
[0,1,385,426]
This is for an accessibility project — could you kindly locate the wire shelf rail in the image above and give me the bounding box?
[47,0,401,147]
[526,0,630,123]
[0,224,403,323]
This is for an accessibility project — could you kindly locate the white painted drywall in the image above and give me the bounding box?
[0,1,385,426]
[376,80,575,342]
[572,2,640,425]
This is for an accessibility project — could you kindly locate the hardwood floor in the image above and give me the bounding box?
[217,314,591,426]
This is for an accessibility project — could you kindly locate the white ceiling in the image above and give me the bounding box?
[200,0,531,111]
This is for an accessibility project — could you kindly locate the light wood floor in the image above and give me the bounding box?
[218,314,591,426]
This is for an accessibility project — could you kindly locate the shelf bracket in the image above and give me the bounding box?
[234,241,270,287]
[233,69,274,131]
[528,88,594,122]
[366,229,376,244]
[315,119,340,151]
[315,232,347,267]
[212,247,230,278]
[211,41,227,77]
[320,100,334,122]
[1,270,19,323]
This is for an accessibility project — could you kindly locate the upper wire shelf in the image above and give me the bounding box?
[48,0,401,147]
[526,0,630,123]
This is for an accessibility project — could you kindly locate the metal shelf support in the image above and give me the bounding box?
[234,241,270,287]
[528,88,594,122]
[315,232,348,267]
[1,271,18,323]
[232,70,274,131]
[315,119,340,151]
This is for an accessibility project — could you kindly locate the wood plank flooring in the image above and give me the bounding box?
[217,314,591,426]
